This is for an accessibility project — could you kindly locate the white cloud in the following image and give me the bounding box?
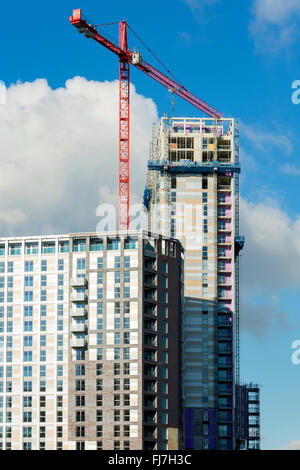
[250,0,300,53]
[240,198,300,293]
[182,0,221,18]
[241,122,293,155]
[240,298,290,339]
[281,440,300,450]
[0,77,158,237]
[239,198,300,337]
[282,163,300,176]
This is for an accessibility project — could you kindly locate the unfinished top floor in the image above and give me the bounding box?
[152,117,237,165]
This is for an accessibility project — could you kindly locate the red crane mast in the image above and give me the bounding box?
[69,8,222,231]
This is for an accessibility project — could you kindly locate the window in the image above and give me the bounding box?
[24,336,33,347]
[96,410,103,422]
[76,426,85,438]
[114,394,120,406]
[114,256,121,269]
[23,351,32,362]
[124,256,130,268]
[6,351,12,362]
[90,238,103,251]
[24,291,33,302]
[97,349,103,361]
[24,382,32,392]
[76,380,85,392]
[76,411,85,422]
[114,410,120,422]
[59,241,69,253]
[96,379,103,391]
[114,364,120,375]
[23,412,32,423]
[40,305,47,317]
[24,276,33,287]
[76,395,85,407]
[40,290,47,302]
[77,258,86,271]
[42,242,55,254]
[40,396,46,408]
[124,394,130,406]
[58,259,64,271]
[124,238,137,250]
[114,379,120,391]
[7,262,13,273]
[40,381,46,392]
[124,286,130,299]
[40,350,46,362]
[57,289,64,301]
[107,238,120,251]
[96,364,103,376]
[96,395,103,407]
[9,243,21,255]
[97,426,103,438]
[114,317,120,330]
[114,425,120,437]
[123,379,130,391]
[41,260,47,272]
[57,365,63,377]
[97,257,103,269]
[73,239,86,252]
[97,287,103,299]
[124,410,130,422]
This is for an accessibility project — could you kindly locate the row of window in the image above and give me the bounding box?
[0,238,138,256]
[0,255,132,273]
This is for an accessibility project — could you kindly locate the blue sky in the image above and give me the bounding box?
[1,0,300,450]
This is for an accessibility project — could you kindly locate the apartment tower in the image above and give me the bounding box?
[0,231,183,450]
[145,116,245,450]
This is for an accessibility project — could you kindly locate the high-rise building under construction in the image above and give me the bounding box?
[145,116,247,450]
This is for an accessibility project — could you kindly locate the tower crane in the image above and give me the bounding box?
[69,8,222,230]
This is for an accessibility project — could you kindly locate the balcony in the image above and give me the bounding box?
[218,264,231,273]
[71,293,87,303]
[71,307,87,318]
[71,323,87,333]
[71,277,87,288]
[218,276,232,286]
[217,251,231,259]
[71,337,87,349]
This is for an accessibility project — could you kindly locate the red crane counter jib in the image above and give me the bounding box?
[69,8,223,230]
